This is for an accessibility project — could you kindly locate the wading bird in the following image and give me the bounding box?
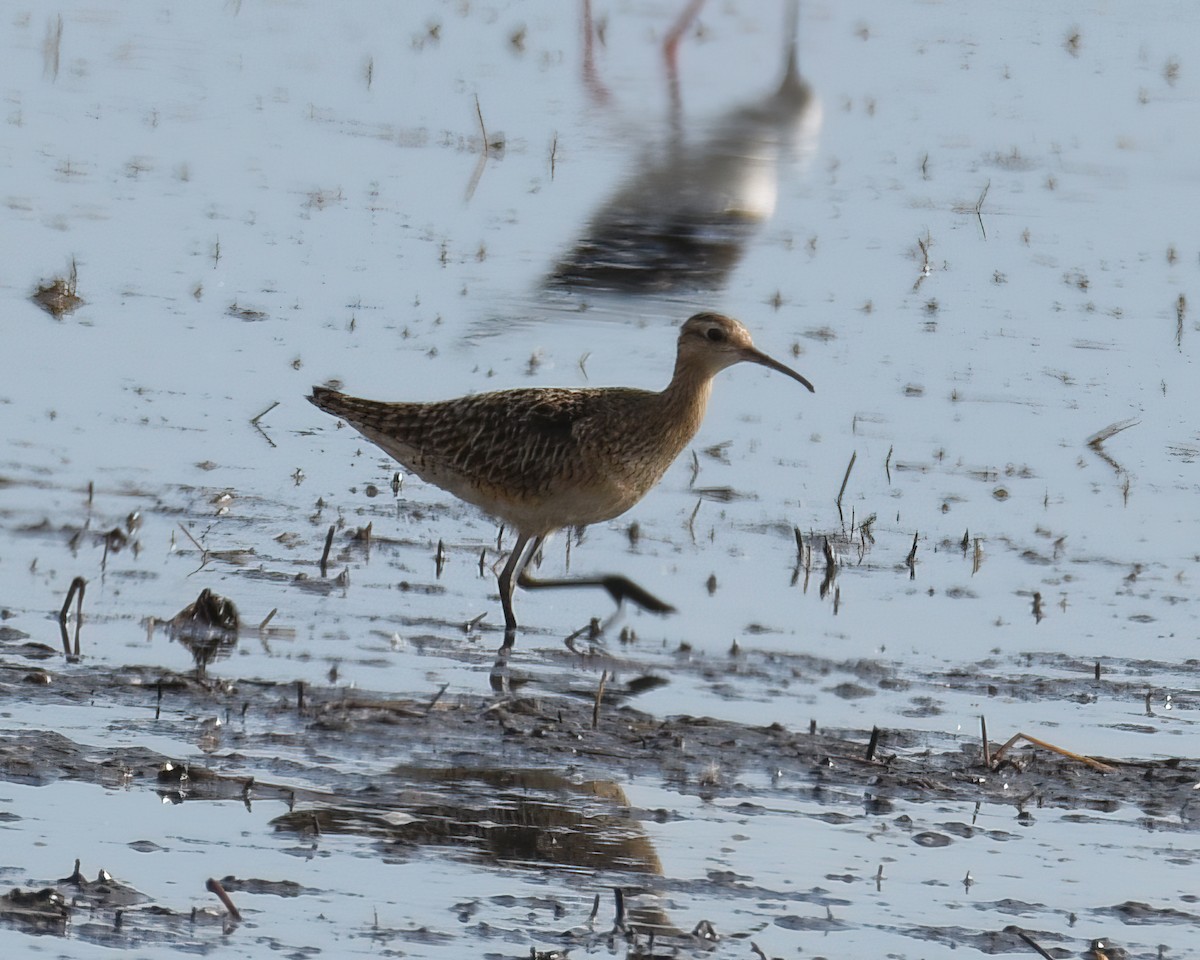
[309,312,814,645]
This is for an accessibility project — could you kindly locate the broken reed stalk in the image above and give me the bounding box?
[249,400,279,448]
[819,537,837,600]
[177,522,207,556]
[1086,418,1139,473]
[836,451,856,523]
[865,726,881,761]
[974,179,990,239]
[464,95,491,201]
[205,877,242,921]
[991,731,1114,773]
[1176,293,1187,349]
[592,670,608,729]
[474,94,488,157]
[319,525,335,577]
[1015,930,1054,960]
[258,608,278,630]
[250,400,279,426]
[425,683,448,715]
[980,715,991,767]
[59,575,86,657]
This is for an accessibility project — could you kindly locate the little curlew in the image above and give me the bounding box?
[309,312,814,644]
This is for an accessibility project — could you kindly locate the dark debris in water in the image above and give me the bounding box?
[30,261,84,318]
[1,857,239,947]
[158,588,241,672]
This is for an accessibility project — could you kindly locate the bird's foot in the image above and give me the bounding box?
[595,575,675,615]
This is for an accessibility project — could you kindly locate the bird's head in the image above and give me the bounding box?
[677,312,814,392]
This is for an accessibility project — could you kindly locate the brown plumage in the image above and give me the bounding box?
[309,312,813,640]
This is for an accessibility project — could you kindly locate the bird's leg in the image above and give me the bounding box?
[497,533,539,644]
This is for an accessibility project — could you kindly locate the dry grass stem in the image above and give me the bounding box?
[990,731,1114,773]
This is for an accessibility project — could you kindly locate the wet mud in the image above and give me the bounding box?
[2,628,1197,956]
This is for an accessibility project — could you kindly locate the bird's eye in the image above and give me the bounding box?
[705,327,726,343]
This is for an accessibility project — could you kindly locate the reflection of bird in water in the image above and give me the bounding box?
[309,312,813,645]
[271,766,683,940]
[550,0,822,293]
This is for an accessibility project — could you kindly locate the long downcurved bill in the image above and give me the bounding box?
[742,347,815,393]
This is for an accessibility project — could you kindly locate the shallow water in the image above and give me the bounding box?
[3,1,1200,957]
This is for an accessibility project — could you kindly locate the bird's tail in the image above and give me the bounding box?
[309,385,351,417]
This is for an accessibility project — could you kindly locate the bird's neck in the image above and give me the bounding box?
[658,359,716,450]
